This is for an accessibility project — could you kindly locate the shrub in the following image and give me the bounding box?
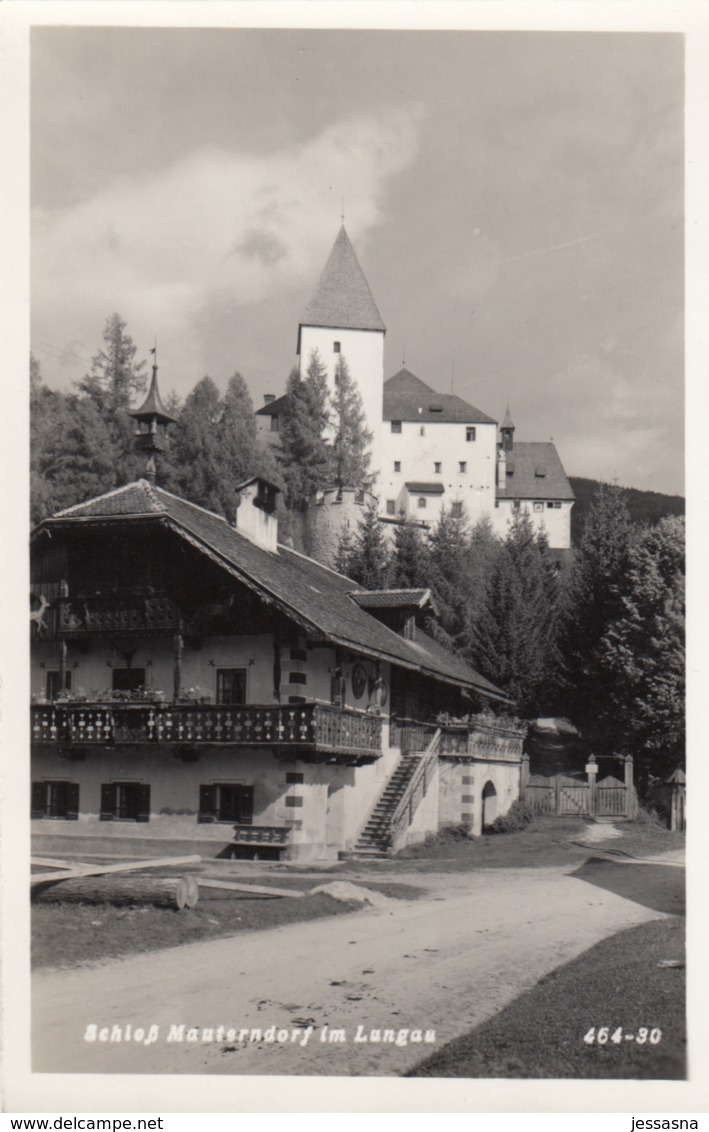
[485,800,535,834]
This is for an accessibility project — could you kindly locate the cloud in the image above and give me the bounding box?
[31,107,423,389]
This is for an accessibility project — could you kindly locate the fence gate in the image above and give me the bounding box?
[522,757,636,819]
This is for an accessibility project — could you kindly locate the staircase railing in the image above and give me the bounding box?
[389,728,441,850]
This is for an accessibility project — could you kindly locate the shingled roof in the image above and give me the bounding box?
[298,226,386,348]
[384,368,496,424]
[38,481,509,703]
[497,442,575,501]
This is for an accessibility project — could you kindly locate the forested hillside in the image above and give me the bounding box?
[569,477,684,545]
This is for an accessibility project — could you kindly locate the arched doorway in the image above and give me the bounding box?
[482,781,498,829]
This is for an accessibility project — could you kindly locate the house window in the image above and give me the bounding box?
[459,462,467,473]
[199,784,254,824]
[451,502,463,519]
[466,427,476,442]
[333,341,341,353]
[285,796,304,808]
[386,499,396,515]
[46,670,72,702]
[420,426,425,436]
[216,668,247,705]
[112,668,146,693]
[434,462,442,474]
[418,497,427,509]
[100,782,150,822]
[286,772,304,784]
[391,421,402,434]
[270,415,279,433]
[31,780,79,820]
[547,501,562,509]
[394,461,401,473]
[534,502,544,512]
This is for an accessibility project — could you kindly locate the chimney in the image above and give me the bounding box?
[234,477,280,552]
[263,394,276,404]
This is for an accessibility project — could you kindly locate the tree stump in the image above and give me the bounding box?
[32,874,199,910]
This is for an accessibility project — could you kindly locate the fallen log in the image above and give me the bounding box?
[32,875,199,910]
[31,854,201,886]
[198,877,304,899]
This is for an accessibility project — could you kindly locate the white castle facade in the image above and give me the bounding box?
[257,226,574,550]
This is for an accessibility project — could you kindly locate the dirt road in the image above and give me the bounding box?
[32,861,669,1076]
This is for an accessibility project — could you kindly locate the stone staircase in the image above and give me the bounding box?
[344,755,421,859]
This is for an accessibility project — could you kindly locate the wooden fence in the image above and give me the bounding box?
[522,756,637,819]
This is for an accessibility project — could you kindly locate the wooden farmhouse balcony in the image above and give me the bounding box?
[31,702,383,760]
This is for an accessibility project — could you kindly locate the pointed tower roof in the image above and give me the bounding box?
[298,226,386,349]
[501,405,515,430]
[129,362,176,426]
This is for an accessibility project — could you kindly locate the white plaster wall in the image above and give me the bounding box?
[30,745,290,841]
[380,419,497,526]
[390,759,440,851]
[299,325,384,489]
[491,499,572,548]
[438,758,523,837]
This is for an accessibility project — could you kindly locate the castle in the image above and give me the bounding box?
[257,226,574,555]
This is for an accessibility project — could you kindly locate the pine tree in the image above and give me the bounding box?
[601,516,685,786]
[427,506,475,655]
[341,498,391,589]
[472,510,561,716]
[77,313,148,485]
[330,354,372,490]
[167,376,226,513]
[391,520,430,589]
[30,355,116,523]
[560,483,635,738]
[277,353,332,510]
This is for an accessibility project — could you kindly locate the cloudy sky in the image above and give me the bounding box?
[30,26,684,495]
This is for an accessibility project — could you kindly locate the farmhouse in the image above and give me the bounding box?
[30,381,526,859]
[256,225,574,548]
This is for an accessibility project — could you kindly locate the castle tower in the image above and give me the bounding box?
[297,226,385,492]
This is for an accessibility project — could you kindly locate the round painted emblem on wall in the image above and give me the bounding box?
[351,662,368,700]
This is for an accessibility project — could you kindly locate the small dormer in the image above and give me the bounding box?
[234,476,280,552]
[349,588,438,641]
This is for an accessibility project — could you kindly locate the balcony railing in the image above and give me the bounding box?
[31,702,383,759]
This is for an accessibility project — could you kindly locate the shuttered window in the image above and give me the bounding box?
[216,668,247,705]
[31,780,79,820]
[198,784,254,824]
[100,782,150,822]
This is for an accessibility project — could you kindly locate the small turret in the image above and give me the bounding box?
[129,351,177,485]
[500,404,515,453]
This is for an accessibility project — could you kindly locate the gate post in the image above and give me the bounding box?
[624,756,636,818]
[585,756,598,817]
[520,754,530,802]
[667,768,686,831]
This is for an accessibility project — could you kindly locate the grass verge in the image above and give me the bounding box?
[408,917,685,1079]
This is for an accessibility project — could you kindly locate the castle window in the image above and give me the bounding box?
[459,462,467,474]
[216,668,247,705]
[418,497,427,509]
[451,502,463,518]
[391,421,402,434]
[386,500,396,515]
[394,461,401,473]
[31,780,79,820]
[333,341,341,353]
[466,427,476,442]
[434,462,441,474]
